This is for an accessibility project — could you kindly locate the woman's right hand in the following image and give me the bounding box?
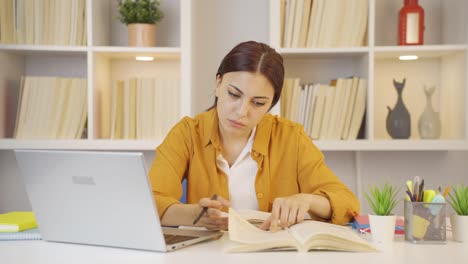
[193,195,230,230]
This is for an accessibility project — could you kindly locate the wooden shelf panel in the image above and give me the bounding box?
[0,139,162,151]
[315,140,468,151]
[1,139,466,151]
[374,45,467,59]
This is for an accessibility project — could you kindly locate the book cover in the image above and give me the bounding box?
[0,212,38,232]
[226,208,378,253]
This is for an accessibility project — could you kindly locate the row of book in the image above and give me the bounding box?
[110,77,180,140]
[14,76,87,139]
[281,0,368,48]
[0,0,87,45]
[281,76,367,140]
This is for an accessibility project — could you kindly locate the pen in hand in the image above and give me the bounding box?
[192,194,218,225]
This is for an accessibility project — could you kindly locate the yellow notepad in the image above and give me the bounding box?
[0,212,38,232]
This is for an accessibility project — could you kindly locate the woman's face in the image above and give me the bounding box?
[215,71,274,138]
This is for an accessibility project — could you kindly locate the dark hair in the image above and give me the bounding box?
[209,41,284,110]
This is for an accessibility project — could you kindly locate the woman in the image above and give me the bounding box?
[148,41,359,231]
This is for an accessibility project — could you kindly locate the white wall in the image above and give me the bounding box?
[191,0,269,113]
[2,149,467,216]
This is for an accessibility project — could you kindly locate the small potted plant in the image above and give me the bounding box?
[364,182,400,243]
[117,0,164,47]
[447,184,468,242]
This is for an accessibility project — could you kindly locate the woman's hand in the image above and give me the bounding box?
[259,193,311,231]
[193,195,231,230]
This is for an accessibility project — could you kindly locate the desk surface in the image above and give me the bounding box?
[1,233,465,264]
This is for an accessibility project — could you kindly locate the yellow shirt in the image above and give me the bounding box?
[148,109,360,225]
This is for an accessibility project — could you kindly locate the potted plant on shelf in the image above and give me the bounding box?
[447,184,468,243]
[364,182,400,243]
[117,0,164,47]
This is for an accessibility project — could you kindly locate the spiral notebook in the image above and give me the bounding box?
[0,228,41,241]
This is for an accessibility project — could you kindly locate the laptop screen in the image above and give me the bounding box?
[15,150,168,251]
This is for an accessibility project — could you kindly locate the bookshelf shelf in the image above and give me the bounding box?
[0,45,88,53]
[374,45,468,59]
[2,139,466,152]
[315,140,468,151]
[92,48,181,60]
[0,139,162,151]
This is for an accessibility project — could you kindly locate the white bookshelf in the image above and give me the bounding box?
[1,0,467,216]
[0,0,192,147]
[269,0,468,150]
[0,0,466,151]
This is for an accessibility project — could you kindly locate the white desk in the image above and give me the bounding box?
[0,234,465,264]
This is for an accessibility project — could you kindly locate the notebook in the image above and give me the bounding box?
[0,228,41,241]
[0,211,37,232]
[14,150,222,252]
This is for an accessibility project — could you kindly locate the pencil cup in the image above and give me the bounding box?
[404,201,446,244]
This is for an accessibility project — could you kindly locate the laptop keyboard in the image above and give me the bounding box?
[164,234,197,245]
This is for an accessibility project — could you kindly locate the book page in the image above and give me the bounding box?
[226,208,297,252]
[288,220,377,252]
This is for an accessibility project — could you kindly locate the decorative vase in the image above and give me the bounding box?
[450,214,468,243]
[128,23,156,47]
[398,0,425,45]
[386,78,411,139]
[418,85,441,139]
[369,214,397,244]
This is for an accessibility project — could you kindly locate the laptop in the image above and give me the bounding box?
[14,150,222,252]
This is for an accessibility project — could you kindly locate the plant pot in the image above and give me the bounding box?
[369,214,396,243]
[128,23,156,47]
[450,214,468,242]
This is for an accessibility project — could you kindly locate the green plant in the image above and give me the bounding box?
[117,0,164,25]
[447,184,468,216]
[364,183,400,216]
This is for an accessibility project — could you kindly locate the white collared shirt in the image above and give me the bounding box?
[216,127,258,210]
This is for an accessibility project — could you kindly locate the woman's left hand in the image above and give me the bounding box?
[259,193,312,231]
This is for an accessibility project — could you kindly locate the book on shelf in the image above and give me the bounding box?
[298,0,312,47]
[110,77,180,140]
[0,228,41,241]
[290,0,304,48]
[1,0,86,45]
[318,84,335,139]
[304,83,318,136]
[282,0,296,47]
[14,76,87,139]
[0,211,37,232]
[326,78,346,139]
[310,84,327,139]
[341,77,359,139]
[280,77,367,140]
[226,208,378,253]
[282,0,368,48]
[346,78,367,140]
[0,0,16,44]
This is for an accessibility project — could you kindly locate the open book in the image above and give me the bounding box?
[226,208,378,253]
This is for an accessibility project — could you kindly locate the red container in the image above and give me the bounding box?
[398,0,425,45]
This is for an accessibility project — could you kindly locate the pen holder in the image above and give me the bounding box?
[404,201,446,243]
